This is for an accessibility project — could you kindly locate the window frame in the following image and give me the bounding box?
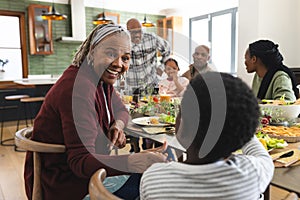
[189,7,238,74]
[0,10,28,78]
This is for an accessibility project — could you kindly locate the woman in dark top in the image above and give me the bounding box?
[24,24,167,200]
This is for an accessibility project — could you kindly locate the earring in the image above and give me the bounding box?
[87,55,94,66]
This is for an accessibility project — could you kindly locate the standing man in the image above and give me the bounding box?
[125,18,171,151]
[182,45,213,80]
[125,18,171,91]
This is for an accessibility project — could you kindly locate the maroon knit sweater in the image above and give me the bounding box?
[24,64,130,200]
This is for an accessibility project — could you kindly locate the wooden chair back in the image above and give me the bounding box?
[284,192,299,200]
[15,127,66,200]
[89,168,123,200]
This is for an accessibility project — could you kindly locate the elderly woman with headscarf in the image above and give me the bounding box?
[244,39,299,101]
[24,24,167,200]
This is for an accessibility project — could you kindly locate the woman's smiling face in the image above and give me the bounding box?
[91,31,131,85]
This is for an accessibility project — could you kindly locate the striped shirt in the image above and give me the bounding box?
[140,136,274,200]
[125,32,170,90]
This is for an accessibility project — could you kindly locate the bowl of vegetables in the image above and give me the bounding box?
[259,99,300,122]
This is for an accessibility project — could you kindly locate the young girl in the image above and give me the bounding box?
[158,58,189,97]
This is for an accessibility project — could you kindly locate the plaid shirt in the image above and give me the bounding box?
[125,32,170,90]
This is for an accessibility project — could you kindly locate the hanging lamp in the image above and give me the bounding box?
[142,14,155,27]
[93,9,113,25]
[41,0,67,20]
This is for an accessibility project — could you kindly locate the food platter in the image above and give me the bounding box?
[266,134,300,143]
[261,125,300,143]
[132,117,170,127]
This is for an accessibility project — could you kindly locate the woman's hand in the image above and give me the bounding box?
[108,120,127,150]
[127,142,168,173]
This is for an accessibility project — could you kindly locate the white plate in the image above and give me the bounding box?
[132,117,169,127]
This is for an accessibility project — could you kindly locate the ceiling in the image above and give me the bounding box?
[33,0,238,16]
[86,0,185,15]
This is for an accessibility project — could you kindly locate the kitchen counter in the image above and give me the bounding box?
[14,78,58,85]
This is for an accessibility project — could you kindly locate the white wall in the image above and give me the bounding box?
[237,0,300,86]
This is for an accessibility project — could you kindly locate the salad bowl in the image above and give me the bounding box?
[259,104,300,121]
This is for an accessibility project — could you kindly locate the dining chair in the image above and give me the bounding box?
[14,127,66,200]
[20,96,45,126]
[283,192,299,200]
[89,168,122,200]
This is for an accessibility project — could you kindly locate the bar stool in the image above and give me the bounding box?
[20,96,45,126]
[14,97,45,152]
[0,94,29,146]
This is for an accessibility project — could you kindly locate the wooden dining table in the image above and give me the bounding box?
[264,142,300,200]
[125,116,300,199]
[124,119,185,153]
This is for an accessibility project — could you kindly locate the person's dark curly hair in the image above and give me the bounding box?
[179,72,260,162]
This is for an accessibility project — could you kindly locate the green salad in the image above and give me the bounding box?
[256,131,288,149]
[159,113,176,124]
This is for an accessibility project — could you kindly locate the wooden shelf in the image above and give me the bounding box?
[157,16,182,54]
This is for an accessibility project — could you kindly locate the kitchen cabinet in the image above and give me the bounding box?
[0,88,34,121]
[28,4,53,55]
[157,16,182,54]
[0,84,52,121]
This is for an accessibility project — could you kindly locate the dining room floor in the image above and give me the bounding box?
[0,121,298,200]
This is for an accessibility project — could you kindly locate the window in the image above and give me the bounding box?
[189,8,238,74]
[0,11,28,80]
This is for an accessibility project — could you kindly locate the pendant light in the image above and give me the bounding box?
[41,0,67,21]
[93,8,113,25]
[142,14,155,27]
